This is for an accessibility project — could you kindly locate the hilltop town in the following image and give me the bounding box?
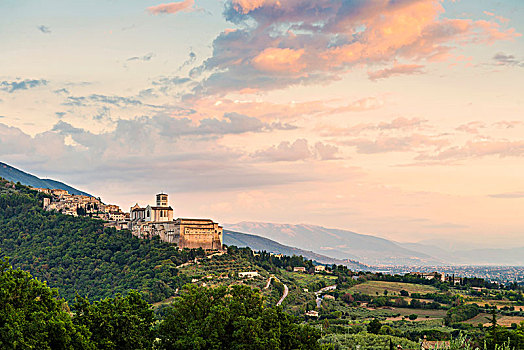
[33,188,223,251]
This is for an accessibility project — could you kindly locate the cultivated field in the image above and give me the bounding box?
[278,270,338,289]
[465,299,523,310]
[350,281,438,296]
[462,313,524,327]
[386,307,447,320]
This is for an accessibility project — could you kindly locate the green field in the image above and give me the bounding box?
[386,307,447,320]
[350,280,438,296]
[278,269,338,290]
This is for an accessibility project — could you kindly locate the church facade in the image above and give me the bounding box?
[129,193,223,251]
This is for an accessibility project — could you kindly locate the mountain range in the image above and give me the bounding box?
[0,162,90,196]
[225,222,441,266]
[225,222,524,266]
[223,230,369,270]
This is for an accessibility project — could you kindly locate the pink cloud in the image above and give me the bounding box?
[148,0,194,15]
[417,140,524,161]
[344,134,448,154]
[195,0,521,94]
[231,0,276,14]
[252,47,306,73]
[484,11,510,24]
[320,97,385,116]
[493,121,523,129]
[252,139,339,162]
[368,64,425,81]
[456,121,486,134]
[320,117,428,137]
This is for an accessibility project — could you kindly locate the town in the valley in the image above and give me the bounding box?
[34,187,223,251]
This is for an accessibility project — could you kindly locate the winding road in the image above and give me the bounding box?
[266,275,289,306]
[276,282,289,306]
[264,276,274,289]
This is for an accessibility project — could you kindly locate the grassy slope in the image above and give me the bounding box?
[350,280,438,296]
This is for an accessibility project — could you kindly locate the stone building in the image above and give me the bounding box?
[130,193,223,251]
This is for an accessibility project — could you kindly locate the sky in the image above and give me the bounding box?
[0,0,523,248]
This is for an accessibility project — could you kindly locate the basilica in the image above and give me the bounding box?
[129,193,223,251]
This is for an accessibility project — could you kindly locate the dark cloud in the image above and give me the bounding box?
[178,50,197,71]
[54,88,70,95]
[493,52,523,67]
[64,94,160,108]
[127,52,155,62]
[269,122,298,131]
[0,79,48,93]
[153,76,192,86]
[0,119,313,193]
[37,25,51,34]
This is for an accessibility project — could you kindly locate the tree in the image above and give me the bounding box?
[72,291,155,350]
[485,307,500,350]
[367,318,382,334]
[399,290,409,297]
[341,293,354,304]
[0,257,92,349]
[156,284,320,350]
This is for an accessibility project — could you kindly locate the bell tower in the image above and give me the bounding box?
[156,193,168,207]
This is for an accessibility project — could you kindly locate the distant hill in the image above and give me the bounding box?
[0,161,91,196]
[223,230,369,271]
[225,222,444,266]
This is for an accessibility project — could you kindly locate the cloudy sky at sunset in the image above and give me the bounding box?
[1,0,523,247]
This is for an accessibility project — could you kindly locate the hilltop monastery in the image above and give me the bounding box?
[35,188,223,251]
[129,193,223,250]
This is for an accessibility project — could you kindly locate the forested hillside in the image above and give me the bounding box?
[0,162,91,196]
[0,178,205,302]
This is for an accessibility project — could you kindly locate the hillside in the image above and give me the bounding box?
[0,161,91,196]
[224,229,369,270]
[225,222,443,266]
[0,178,204,302]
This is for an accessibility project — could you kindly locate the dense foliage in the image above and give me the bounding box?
[444,304,480,325]
[0,258,91,349]
[1,257,321,349]
[157,284,320,349]
[72,292,156,350]
[0,180,205,302]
